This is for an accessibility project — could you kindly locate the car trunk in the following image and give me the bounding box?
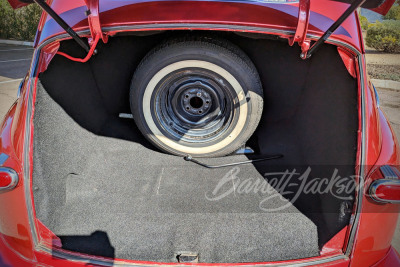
[32,32,358,263]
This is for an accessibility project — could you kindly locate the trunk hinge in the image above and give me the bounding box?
[33,0,107,62]
[84,0,108,44]
[301,0,366,59]
[288,0,311,57]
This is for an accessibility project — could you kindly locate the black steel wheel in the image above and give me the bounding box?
[130,38,263,157]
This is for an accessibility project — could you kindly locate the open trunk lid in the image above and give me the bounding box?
[6,0,397,15]
[5,0,397,59]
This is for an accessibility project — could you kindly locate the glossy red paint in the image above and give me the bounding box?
[1,236,351,267]
[320,227,349,255]
[33,0,363,50]
[372,0,397,15]
[373,247,400,267]
[374,181,400,202]
[11,70,34,162]
[5,0,31,9]
[337,47,357,78]
[36,41,60,73]
[1,0,399,266]
[288,0,310,55]
[0,172,12,187]
[84,0,108,43]
[349,109,400,266]
[0,102,34,261]
[363,58,383,171]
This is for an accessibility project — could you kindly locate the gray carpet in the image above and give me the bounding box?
[33,81,319,263]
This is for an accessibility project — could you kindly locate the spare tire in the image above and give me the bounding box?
[130,38,263,157]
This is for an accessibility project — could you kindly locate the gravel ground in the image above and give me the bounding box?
[365,48,400,81]
[0,43,399,257]
[365,50,400,66]
[368,64,400,82]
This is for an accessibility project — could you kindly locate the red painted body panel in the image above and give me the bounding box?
[34,0,363,52]
[349,109,400,266]
[372,0,397,15]
[0,102,34,261]
[5,0,30,9]
[373,247,400,267]
[288,0,310,54]
[1,0,400,266]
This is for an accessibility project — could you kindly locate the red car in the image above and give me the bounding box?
[1,0,400,266]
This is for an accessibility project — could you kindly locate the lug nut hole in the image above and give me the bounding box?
[189,96,204,109]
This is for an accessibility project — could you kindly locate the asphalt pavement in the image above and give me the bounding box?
[0,44,33,117]
[0,43,399,255]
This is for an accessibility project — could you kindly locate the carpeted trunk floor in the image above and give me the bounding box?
[32,81,319,263]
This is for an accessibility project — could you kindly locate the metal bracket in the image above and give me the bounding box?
[84,0,108,44]
[33,0,107,53]
[176,252,199,263]
[380,165,400,180]
[302,0,367,59]
[289,0,311,57]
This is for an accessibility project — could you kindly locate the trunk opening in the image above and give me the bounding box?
[33,32,358,263]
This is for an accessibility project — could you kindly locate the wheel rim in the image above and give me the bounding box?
[152,68,237,144]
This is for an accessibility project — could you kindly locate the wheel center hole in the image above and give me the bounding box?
[190,96,204,109]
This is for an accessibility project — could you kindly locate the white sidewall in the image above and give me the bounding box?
[142,60,248,154]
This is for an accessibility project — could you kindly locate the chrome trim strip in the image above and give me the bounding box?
[26,23,361,266]
[37,23,360,55]
[369,179,400,204]
[101,23,294,36]
[39,243,347,267]
[0,153,9,166]
[17,75,27,98]
[0,167,19,192]
[24,48,40,247]
[380,165,399,180]
[373,84,380,108]
[344,55,365,257]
